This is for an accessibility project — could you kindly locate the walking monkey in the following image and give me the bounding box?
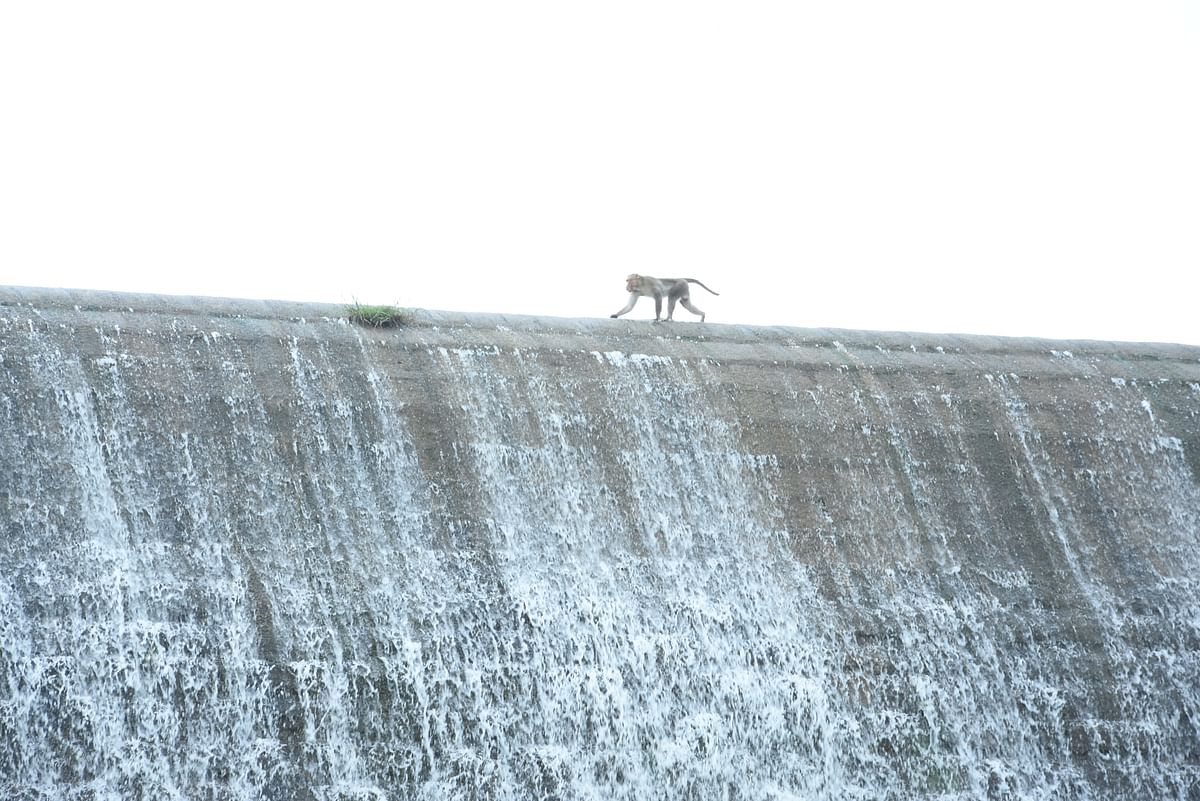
[610,274,719,322]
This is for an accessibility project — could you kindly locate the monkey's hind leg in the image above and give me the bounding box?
[680,298,706,322]
[666,296,680,321]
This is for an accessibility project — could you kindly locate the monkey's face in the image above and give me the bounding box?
[626,274,640,292]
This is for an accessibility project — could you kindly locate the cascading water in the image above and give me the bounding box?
[1,287,1198,800]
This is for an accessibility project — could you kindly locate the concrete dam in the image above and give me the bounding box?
[1,285,1198,800]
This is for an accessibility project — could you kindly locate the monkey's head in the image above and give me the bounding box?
[625,273,640,292]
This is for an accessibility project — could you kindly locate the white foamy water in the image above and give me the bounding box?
[2,295,1198,800]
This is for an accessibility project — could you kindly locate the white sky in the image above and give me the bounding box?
[2,2,1198,344]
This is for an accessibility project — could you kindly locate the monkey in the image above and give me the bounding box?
[610,274,719,322]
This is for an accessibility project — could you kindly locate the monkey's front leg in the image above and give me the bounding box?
[611,294,639,318]
[653,295,664,321]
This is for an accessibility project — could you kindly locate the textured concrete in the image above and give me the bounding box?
[2,285,1198,800]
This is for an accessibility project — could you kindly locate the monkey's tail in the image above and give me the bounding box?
[685,279,719,296]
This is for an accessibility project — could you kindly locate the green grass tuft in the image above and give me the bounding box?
[346,301,408,328]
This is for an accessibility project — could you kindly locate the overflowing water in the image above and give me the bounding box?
[1,290,1198,800]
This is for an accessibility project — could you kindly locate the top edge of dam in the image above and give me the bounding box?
[3,284,1198,379]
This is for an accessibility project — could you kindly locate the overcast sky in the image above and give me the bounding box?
[2,2,1197,344]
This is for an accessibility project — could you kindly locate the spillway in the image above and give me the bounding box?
[2,286,1198,800]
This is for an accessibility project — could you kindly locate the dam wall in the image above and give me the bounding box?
[1,286,1198,800]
